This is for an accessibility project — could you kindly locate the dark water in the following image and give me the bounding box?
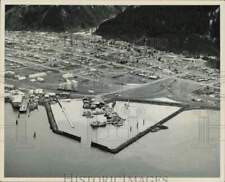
[5,103,220,177]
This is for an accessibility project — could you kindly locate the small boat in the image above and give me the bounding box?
[114,122,123,127]
[90,121,106,128]
[83,110,94,118]
[83,103,90,109]
[150,125,168,132]
[157,125,168,130]
[90,104,97,110]
[29,102,38,111]
[92,109,104,115]
[106,120,113,124]
[150,127,160,132]
[82,110,92,116]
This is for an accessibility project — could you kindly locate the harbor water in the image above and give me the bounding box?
[5,100,220,177]
[51,99,181,148]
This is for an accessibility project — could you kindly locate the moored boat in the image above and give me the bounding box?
[90,121,106,128]
[19,98,28,113]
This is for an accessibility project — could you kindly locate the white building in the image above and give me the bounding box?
[5,71,15,78]
[5,84,15,90]
[58,79,78,91]
[29,72,47,79]
[12,94,23,108]
[62,73,74,79]
[16,75,26,80]
[37,77,45,82]
[34,89,44,95]
[49,92,56,97]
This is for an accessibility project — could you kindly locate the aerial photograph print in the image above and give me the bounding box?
[2,2,222,180]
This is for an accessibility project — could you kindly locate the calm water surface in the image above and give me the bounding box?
[5,101,220,177]
[51,100,180,148]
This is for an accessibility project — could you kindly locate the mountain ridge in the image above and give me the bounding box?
[95,6,220,56]
[5,5,125,32]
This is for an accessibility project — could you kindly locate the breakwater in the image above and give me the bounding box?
[44,102,81,142]
[91,107,185,153]
[105,97,187,107]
